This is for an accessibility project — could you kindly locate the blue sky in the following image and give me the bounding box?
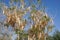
[0,0,60,31]
[42,0,60,31]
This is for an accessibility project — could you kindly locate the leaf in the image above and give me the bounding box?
[37,0,41,3]
[11,0,19,2]
[14,0,19,2]
[47,25,54,32]
[9,6,16,10]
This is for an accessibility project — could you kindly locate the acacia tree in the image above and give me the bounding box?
[0,0,54,40]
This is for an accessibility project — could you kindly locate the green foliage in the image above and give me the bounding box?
[47,31,60,40]
[53,31,60,40]
[10,0,19,3]
[37,0,41,3]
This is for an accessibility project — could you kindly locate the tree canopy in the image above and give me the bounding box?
[0,0,54,40]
